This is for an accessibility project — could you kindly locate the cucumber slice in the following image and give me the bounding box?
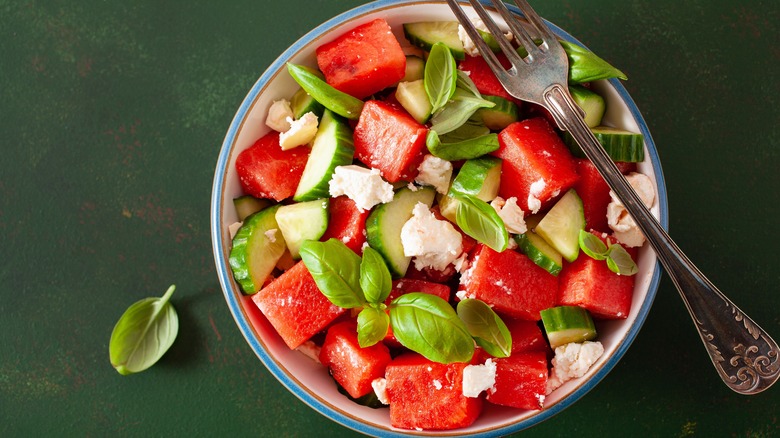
[233,195,271,221]
[515,232,563,276]
[229,205,286,295]
[569,85,605,128]
[293,109,355,202]
[365,186,436,278]
[474,95,519,131]
[564,126,645,162]
[290,87,325,120]
[540,306,597,349]
[403,55,425,82]
[275,199,330,259]
[535,189,585,262]
[395,80,433,124]
[404,21,466,60]
[449,156,502,201]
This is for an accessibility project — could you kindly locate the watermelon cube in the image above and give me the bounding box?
[319,320,392,399]
[505,318,548,355]
[319,196,370,253]
[493,118,580,213]
[353,100,428,183]
[316,18,406,100]
[574,159,638,233]
[235,131,310,202]
[385,352,482,430]
[252,261,346,349]
[460,244,557,321]
[458,54,519,104]
[558,232,637,319]
[486,350,548,410]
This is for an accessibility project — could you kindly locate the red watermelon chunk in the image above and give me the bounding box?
[460,244,557,321]
[459,54,518,103]
[385,352,482,431]
[319,320,392,399]
[486,350,548,410]
[252,261,346,349]
[493,118,580,213]
[505,318,548,355]
[320,196,370,253]
[316,18,406,100]
[558,232,637,319]
[235,131,310,201]
[353,100,428,183]
[574,159,638,233]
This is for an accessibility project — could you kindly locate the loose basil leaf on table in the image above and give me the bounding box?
[109,285,179,375]
[357,305,390,348]
[424,42,457,114]
[389,292,474,364]
[360,246,393,305]
[299,238,365,309]
[457,298,512,358]
[287,63,364,120]
[455,194,509,252]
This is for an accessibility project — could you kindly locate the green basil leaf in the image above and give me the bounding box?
[440,120,490,143]
[109,285,179,375]
[455,69,482,98]
[455,194,509,252]
[430,90,496,135]
[287,63,364,120]
[606,243,639,276]
[357,306,390,348]
[428,133,499,161]
[425,42,458,114]
[579,230,609,260]
[559,40,628,84]
[299,238,365,308]
[389,292,475,364]
[457,298,512,358]
[360,246,392,305]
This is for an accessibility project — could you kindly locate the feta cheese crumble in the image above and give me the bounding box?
[371,378,389,405]
[546,341,604,394]
[458,17,514,57]
[400,203,464,271]
[328,165,394,212]
[415,154,453,195]
[527,179,546,214]
[264,228,278,243]
[265,99,294,132]
[606,172,656,247]
[279,111,319,150]
[490,196,527,234]
[463,358,497,397]
[295,340,322,364]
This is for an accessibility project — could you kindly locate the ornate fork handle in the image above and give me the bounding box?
[544,84,780,394]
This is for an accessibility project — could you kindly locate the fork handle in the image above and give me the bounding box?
[544,83,780,395]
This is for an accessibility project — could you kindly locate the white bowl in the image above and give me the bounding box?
[211,0,668,436]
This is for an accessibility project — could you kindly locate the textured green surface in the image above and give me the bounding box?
[1,0,778,436]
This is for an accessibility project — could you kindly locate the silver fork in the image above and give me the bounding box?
[447,0,779,395]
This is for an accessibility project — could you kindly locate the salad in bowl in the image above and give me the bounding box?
[211,0,667,435]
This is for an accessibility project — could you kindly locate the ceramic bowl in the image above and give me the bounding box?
[211,0,668,436]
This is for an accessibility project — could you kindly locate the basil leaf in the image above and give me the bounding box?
[455,194,509,252]
[428,133,499,161]
[455,69,481,98]
[606,244,639,276]
[579,230,609,260]
[440,121,490,143]
[109,285,179,375]
[389,292,475,364]
[457,299,512,358]
[360,246,392,305]
[299,238,365,308]
[425,42,458,114]
[430,89,495,135]
[559,40,628,84]
[357,306,390,348]
[287,63,364,120]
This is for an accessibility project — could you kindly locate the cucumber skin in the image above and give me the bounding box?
[290,87,325,120]
[365,186,436,278]
[293,110,355,202]
[233,195,271,221]
[449,156,502,202]
[403,22,466,60]
[515,233,563,276]
[540,306,597,349]
[564,127,645,163]
[229,205,286,295]
[569,85,605,128]
[475,95,519,131]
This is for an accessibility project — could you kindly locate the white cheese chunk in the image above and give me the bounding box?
[462,358,497,398]
[279,111,319,150]
[458,18,514,57]
[328,165,394,212]
[228,221,243,240]
[607,172,656,247]
[490,196,527,234]
[265,99,294,132]
[295,340,322,364]
[400,203,463,272]
[415,154,453,195]
[546,341,604,395]
[371,378,389,405]
[527,178,546,214]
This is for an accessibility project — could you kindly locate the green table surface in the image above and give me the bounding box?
[2,0,778,436]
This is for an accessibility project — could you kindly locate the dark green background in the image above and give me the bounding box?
[1,0,778,436]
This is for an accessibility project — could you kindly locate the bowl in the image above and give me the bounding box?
[211,0,668,435]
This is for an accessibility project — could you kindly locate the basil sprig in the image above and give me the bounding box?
[455,194,509,252]
[109,285,179,375]
[457,299,512,358]
[424,42,458,114]
[578,230,638,275]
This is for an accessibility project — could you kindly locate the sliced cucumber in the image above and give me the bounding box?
[233,195,271,221]
[290,87,325,120]
[403,55,425,82]
[449,156,502,201]
[404,21,466,60]
[275,199,330,259]
[564,126,645,162]
[540,306,597,349]
[293,109,355,202]
[396,79,433,124]
[229,205,286,295]
[515,232,563,276]
[569,85,605,128]
[474,95,519,131]
[365,186,436,278]
[535,189,585,262]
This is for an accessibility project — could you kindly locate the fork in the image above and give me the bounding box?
[447,0,779,395]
